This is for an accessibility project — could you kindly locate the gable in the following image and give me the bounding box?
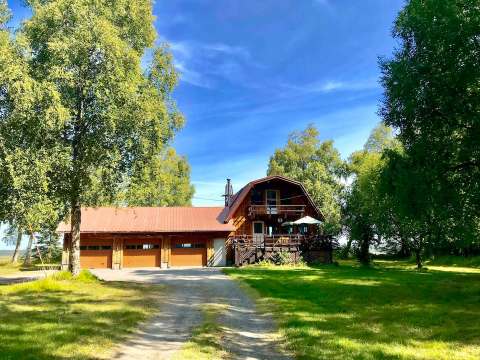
[225,175,323,222]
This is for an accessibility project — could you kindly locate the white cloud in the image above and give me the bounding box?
[174,60,213,88]
[284,78,379,94]
[163,38,253,88]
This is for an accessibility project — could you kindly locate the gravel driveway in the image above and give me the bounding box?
[92,268,290,360]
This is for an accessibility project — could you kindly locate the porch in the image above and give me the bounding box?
[231,234,302,266]
[231,234,335,266]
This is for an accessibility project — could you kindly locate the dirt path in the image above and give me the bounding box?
[92,268,290,360]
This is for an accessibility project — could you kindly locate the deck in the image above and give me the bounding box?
[231,234,303,266]
[231,234,335,266]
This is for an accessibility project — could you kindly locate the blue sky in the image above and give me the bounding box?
[1,0,405,249]
[152,0,405,205]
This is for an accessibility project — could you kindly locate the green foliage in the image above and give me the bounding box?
[344,123,398,265]
[0,0,11,27]
[271,250,295,265]
[379,0,480,250]
[268,125,346,235]
[226,262,480,360]
[0,0,192,273]
[124,148,195,206]
[34,230,62,263]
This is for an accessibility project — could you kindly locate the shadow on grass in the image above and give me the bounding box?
[225,264,480,360]
[0,279,162,360]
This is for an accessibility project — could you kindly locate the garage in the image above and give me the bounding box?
[123,239,161,268]
[80,241,113,269]
[171,239,207,267]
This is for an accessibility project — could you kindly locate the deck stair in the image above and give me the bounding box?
[232,235,302,266]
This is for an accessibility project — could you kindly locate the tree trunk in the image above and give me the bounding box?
[11,228,23,263]
[415,249,422,269]
[399,236,411,258]
[70,199,81,276]
[24,232,33,266]
[358,236,370,265]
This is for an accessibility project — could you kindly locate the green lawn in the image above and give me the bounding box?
[224,261,480,360]
[0,271,163,360]
[0,257,24,275]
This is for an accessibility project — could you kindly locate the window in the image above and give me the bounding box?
[266,190,279,206]
[142,244,159,250]
[251,190,263,204]
[253,222,264,234]
[266,190,279,214]
[175,242,205,249]
[80,245,111,251]
[126,243,159,250]
[175,243,192,248]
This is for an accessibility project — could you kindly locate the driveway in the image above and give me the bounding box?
[92,268,290,360]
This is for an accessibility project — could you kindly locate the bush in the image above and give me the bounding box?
[272,250,295,265]
[51,269,98,282]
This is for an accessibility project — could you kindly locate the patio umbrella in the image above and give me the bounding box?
[292,216,322,225]
[281,221,295,227]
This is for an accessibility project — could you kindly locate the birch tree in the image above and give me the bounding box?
[0,0,184,274]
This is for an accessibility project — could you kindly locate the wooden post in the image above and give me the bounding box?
[162,236,171,268]
[112,237,123,270]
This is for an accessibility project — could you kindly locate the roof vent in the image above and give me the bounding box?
[223,178,234,207]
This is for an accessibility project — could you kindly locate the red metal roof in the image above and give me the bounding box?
[57,207,234,233]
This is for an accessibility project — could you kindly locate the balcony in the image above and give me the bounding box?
[248,204,305,218]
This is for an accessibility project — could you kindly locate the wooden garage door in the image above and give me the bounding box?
[171,239,207,267]
[123,239,161,268]
[80,241,112,269]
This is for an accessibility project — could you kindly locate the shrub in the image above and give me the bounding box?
[272,250,295,265]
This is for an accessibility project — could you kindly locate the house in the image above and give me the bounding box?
[58,175,331,269]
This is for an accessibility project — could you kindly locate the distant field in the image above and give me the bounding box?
[0,250,14,258]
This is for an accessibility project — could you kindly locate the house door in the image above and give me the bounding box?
[266,190,279,214]
[212,238,226,266]
[252,221,264,245]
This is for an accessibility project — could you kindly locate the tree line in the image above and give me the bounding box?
[268,0,479,268]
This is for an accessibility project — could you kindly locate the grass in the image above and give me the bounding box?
[0,270,163,360]
[224,260,480,360]
[425,255,480,268]
[173,304,230,360]
[0,257,24,275]
[0,255,61,276]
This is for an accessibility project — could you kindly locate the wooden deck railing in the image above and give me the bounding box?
[248,204,305,217]
[232,234,304,248]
